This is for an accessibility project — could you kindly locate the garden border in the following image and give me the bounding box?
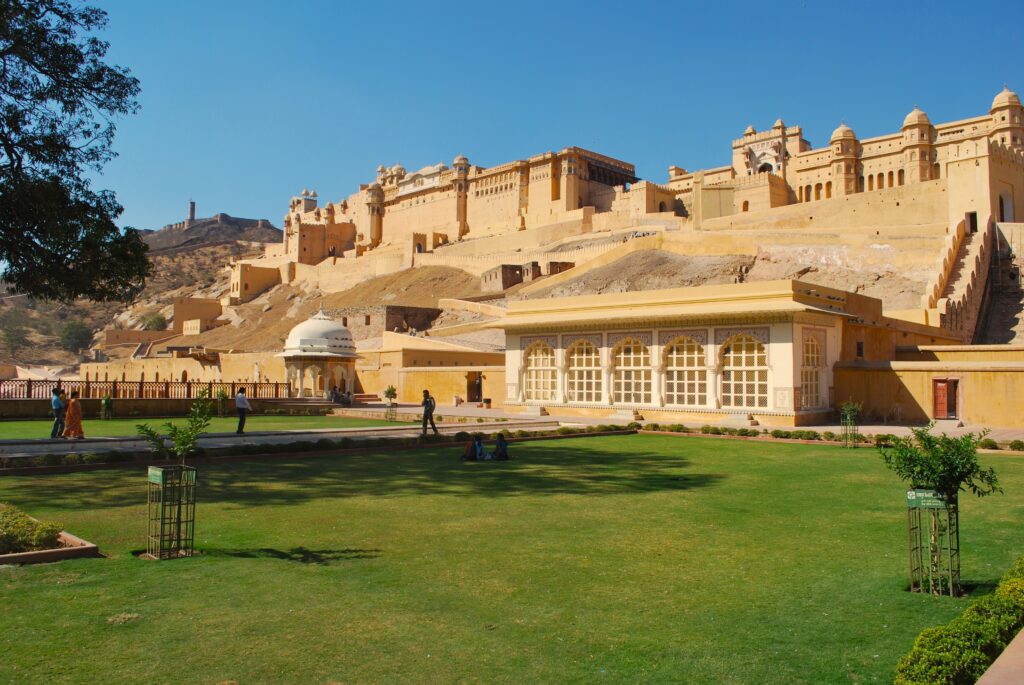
[0,530,101,565]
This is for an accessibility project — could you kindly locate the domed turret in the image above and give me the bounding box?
[278,309,356,358]
[830,122,856,143]
[453,154,469,165]
[743,124,756,136]
[991,86,1021,111]
[902,107,931,129]
[772,118,785,129]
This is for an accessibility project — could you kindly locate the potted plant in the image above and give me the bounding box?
[383,385,398,406]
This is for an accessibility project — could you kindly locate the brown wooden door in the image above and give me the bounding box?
[933,380,948,419]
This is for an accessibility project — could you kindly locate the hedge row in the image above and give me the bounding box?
[894,556,1024,685]
[0,503,63,555]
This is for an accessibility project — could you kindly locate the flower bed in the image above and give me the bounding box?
[0,503,100,564]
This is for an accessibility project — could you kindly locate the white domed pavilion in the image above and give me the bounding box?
[276,308,358,398]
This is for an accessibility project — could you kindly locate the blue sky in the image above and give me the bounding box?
[96,0,1024,230]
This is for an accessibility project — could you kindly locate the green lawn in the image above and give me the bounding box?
[1,435,1022,684]
[0,415,405,440]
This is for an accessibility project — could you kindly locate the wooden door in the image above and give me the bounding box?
[933,380,948,419]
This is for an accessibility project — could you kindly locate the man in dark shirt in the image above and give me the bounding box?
[421,389,438,436]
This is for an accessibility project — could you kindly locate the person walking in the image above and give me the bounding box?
[421,389,438,436]
[62,390,85,440]
[235,387,252,434]
[49,388,66,439]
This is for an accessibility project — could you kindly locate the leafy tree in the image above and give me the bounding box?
[879,425,1001,503]
[0,0,149,301]
[2,325,27,355]
[141,313,167,331]
[58,320,92,351]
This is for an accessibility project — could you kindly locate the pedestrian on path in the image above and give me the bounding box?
[49,388,66,439]
[421,389,438,436]
[235,387,252,434]
[62,390,85,440]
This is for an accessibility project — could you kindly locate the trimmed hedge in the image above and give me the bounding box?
[894,556,1024,685]
[0,503,63,555]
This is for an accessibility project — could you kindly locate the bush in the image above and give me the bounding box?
[874,433,898,448]
[700,425,712,434]
[31,453,62,467]
[0,504,63,554]
[822,431,837,441]
[894,554,1024,685]
[978,438,1000,450]
[645,423,661,431]
[514,430,530,438]
[1009,440,1024,452]
[316,438,336,450]
[707,426,722,435]
[626,421,642,430]
[454,431,471,442]
[770,429,791,439]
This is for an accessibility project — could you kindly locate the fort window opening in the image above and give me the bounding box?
[566,340,601,403]
[523,341,556,402]
[720,335,768,409]
[742,200,749,212]
[758,163,773,173]
[800,336,823,409]
[612,338,652,405]
[664,336,707,407]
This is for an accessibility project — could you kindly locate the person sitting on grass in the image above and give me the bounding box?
[461,435,486,461]
[493,433,510,461]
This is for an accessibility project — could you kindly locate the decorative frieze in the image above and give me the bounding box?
[715,326,769,345]
[608,331,652,348]
[520,335,557,351]
[562,333,602,349]
[658,329,709,346]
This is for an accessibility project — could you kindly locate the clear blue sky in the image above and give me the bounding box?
[96,0,1023,230]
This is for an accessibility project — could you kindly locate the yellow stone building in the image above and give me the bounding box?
[84,88,1024,426]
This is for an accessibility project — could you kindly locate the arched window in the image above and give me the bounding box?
[933,162,941,179]
[898,169,905,186]
[720,334,768,409]
[658,201,666,212]
[523,341,557,401]
[800,335,823,409]
[612,338,651,404]
[876,173,884,190]
[664,336,706,406]
[867,175,874,191]
[181,370,188,383]
[814,183,822,200]
[566,340,601,403]
[741,200,750,212]
[825,181,832,199]
[798,186,803,202]
[887,171,894,188]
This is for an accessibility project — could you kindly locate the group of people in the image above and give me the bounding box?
[49,388,85,440]
[461,433,510,461]
[329,387,353,406]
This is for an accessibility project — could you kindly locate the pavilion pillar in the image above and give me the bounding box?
[601,363,613,406]
[556,360,568,405]
[651,363,665,407]
[707,366,721,409]
[297,364,305,398]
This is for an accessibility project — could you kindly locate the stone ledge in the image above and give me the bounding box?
[0,531,101,565]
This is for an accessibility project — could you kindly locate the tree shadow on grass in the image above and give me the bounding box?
[204,546,381,564]
[0,439,727,512]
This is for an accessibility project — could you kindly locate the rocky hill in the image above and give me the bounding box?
[141,213,280,252]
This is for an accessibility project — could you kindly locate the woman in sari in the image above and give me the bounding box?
[62,390,85,440]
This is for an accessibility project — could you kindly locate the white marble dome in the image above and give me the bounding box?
[279,310,356,358]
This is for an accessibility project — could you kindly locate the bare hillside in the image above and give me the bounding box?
[520,249,929,310]
[154,266,483,353]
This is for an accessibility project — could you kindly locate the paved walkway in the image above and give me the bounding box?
[0,418,559,459]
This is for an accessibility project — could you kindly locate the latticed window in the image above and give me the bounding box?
[664,337,706,406]
[612,338,651,404]
[566,340,602,403]
[720,334,768,408]
[523,341,557,401]
[800,335,823,409]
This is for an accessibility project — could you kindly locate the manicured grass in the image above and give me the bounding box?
[1,435,1022,683]
[0,415,405,440]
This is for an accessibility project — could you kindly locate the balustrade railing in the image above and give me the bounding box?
[0,379,291,401]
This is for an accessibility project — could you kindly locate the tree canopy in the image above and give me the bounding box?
[0,0,149,301]
[879,425,1001,502]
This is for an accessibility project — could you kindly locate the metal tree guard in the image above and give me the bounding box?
[145,465,197,560]
[906,489,960,596]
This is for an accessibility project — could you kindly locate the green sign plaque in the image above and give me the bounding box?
[147,466,164,485]
[906,489,950,509]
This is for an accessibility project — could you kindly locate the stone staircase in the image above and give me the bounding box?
[943,232,980,300]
